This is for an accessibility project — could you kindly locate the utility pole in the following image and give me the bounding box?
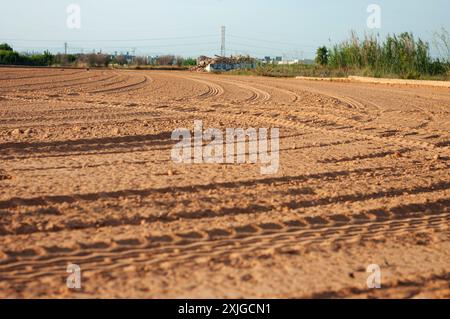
[64,42,68,55]
[132,48,136,63]
[221,26,226,57]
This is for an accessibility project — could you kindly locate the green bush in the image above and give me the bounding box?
[24,51,55,66]
[0,50,21,64]
[182,57,197,67]
[54,54,77,66]
[0,43,13,51]
[0,44,54,66]
[315,46,329,66]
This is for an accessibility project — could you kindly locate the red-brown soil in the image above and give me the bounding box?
[0,68,449,298]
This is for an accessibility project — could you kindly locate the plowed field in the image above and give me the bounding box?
[0,67,449,298]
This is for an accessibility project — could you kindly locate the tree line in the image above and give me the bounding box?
[0,44,197,68]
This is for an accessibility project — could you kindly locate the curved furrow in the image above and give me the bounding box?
[165,74,225,99]
[288,81,379,119]
[0,71,103,92]
[60,72,128,93]
[88,73,151,94]
[0,69,84,81]
[288,81,450,149]
[0,73,118,94]
[0,109,162,127]
[213,78,272,103]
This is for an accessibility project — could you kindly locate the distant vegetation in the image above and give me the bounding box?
[0,43,54,66]
[325,32,448,79]
[0,43,13,51]
[315,46,329,66]
[2,30,449,80]
[182,57,197,67]
[233,31,450,80]
[229,63,347,78]
[0,43,197,69]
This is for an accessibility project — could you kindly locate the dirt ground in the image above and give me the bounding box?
[0,67,449,299]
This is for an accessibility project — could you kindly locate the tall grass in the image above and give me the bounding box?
[328,32,448,79]
[230,32,449,80]
[433,27,450,63]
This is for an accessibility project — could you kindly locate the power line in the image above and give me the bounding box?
[228,41,315,51]
[1,34,318,47]
[227,47,315,57]
[3,31,319,58]
[2,33,319,46]
[228,34,317,48]
[0,34,217,43]
[11,42,219,50]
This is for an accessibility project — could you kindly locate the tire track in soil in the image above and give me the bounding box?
[0,212,448,283]
[159,74,225,100]
[105,75,440,150]
[210,78,272,103]
[63,73,130,93]
[1,174,448,236]
[191,77,387,136]
[88,73,152,94]
[284,80,450,148]
[148,102,439,150]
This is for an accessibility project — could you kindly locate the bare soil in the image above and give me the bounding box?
[0,68,449,298]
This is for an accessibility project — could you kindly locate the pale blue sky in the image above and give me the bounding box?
[1,0,448,58]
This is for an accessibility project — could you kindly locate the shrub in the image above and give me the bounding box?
[175,56,184,67]
[54,54,77,66]
[133,56,147,66]
[27,51,54,66]
[156,55,175,66]
[113,55,128,66]
[0,47,54,66]
[315,46,329,66]
[0,43,13,51]
[77,53,111,67]
[0,50,20,64]
[182,57,197,67]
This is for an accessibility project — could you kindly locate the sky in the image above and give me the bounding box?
[1,0,449,59]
